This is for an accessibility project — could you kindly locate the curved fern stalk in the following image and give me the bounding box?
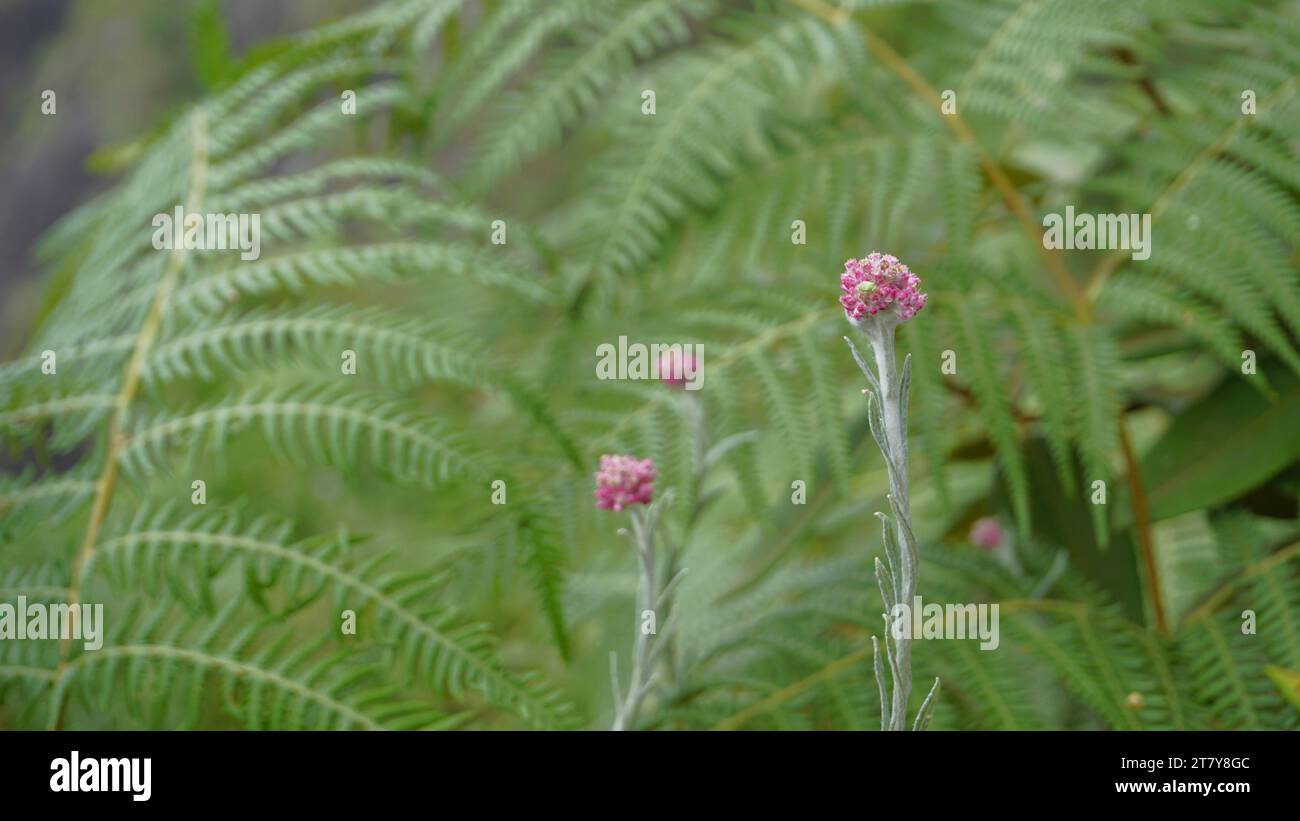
[841,253,939,731]
[50,109,212,732]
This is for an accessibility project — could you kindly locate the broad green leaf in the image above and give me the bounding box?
[1143,371,1300,522]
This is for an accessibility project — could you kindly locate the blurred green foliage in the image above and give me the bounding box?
[1,0,1299,730]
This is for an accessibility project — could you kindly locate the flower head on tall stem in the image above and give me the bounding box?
[594,454,656,512]
[596,454,678,731]
[839,251,940,731]
[839,252,928,326]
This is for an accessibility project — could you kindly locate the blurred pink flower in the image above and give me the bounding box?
[969,517,1004,550]
[657,351,697,390]
[594,454,657,511]
[839,252,927,322]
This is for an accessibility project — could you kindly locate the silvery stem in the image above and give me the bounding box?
[611,506,659,731]
[871,324,912,729]
[847,318,934,731]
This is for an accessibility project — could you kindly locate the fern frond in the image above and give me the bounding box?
[574,12,855,299]
[208,80,412,187]
[0,470,98,542]
[938,637,1042,730]
[1181,614,1295,730]
[52,600,465,730]
[468,0,712,191]
[1065,325,1121,547]
[143,306,486,391]
[169,243,550,320]
[1010,602,1149,729]
[1096,273,1247,379]
[0,391,117,453]
[206,58,403,157]
[944,0,1144,135]
[252,188,490,245]
[81,507,574,728]
[0,335,134,391]
[435,0,614,139]
[210,156,444,208]
[951,294,1030,534]
[1005,296,1077,497]
[901,307,952,506]
[118,382,472,488]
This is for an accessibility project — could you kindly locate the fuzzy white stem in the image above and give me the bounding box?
[871,324,913,730]
[612,506,659,731]
[851,316,930,731]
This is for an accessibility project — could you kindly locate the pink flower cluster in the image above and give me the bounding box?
[839,253,927,321]
[594,454,657,511]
